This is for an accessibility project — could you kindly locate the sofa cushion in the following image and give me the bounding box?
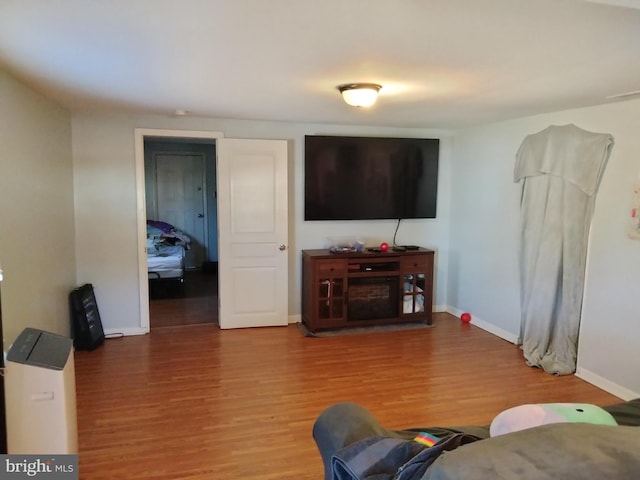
[422,423,640,480]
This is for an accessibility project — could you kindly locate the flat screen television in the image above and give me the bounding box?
[304,135,439,220]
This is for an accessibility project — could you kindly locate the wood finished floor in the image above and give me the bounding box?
[75,313,621,479]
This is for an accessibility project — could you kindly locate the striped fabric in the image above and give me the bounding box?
[413,432,440,447]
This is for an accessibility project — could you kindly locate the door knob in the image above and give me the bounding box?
[279,244,286,251]
[197,213,204,218]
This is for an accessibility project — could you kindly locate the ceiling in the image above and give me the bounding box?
[1,0,640,129]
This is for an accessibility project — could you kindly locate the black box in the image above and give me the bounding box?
[69,284,105,351]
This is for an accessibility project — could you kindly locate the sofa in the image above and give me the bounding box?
[313,399,640,479]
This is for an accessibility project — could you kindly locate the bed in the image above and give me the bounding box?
[146,220,190,297]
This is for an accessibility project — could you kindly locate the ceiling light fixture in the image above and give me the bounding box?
[337,83,382,107]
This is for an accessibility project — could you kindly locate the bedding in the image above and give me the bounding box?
[146,220,191,250]
[146,220,190,290]
[148,245,185,279]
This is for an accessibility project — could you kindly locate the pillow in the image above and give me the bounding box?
[423,423,640,480]
[489,403,617,437]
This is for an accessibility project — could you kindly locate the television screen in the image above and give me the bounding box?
[304,135,439,220]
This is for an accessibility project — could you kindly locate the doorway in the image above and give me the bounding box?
[141,133,222,329]
[134,129,289,332]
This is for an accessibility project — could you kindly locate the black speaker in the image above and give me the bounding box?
[69,284,105,351]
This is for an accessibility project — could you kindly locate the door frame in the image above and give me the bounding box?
[134,128,224,332]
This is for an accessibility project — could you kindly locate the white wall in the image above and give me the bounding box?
[449,98,640,399]
[0,69,76,348]
[71,112,453,333]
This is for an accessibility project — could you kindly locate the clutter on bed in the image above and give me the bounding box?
[146,220,191,249]
[147,220,190,298]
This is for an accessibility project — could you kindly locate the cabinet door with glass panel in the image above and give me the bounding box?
[400,254,434,324]
[316,260,348,327]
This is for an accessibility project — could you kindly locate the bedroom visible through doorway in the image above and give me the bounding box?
[144,137,219,329]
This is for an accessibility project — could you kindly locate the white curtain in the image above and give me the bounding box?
[515,124,613,375]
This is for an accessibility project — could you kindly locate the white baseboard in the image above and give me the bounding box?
[444,305,518,344]
[104,327,148,337]
[442,306,637,400]
[575,367,640,401]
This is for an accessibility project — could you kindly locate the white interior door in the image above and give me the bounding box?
[155,153,206,269]
[216,138,288,329]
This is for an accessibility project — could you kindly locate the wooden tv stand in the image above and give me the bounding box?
[301,248,434,332]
